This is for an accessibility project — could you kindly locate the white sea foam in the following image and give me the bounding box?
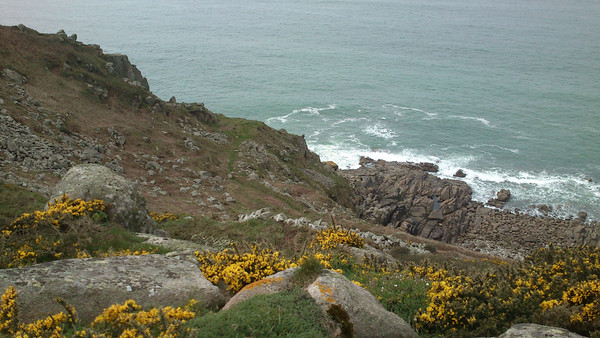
[332,117,368,126]
[394,106,438,119]
[266,104,338,124]
[468,144,520,154]
[309,140,600,221]
[363,123,398,140]
[450,115,492,127]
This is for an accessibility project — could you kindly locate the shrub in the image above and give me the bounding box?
[310,226,364,250]
[0,286,75,337]
[149,212,178,223]
[293,256,325,286]
[0,286,196,338]
[408,245,600,336]
[0,194,106,268]
[195,244,296,293]
[0,195,161,268]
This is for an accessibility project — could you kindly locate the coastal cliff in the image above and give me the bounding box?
[1,24,598,337]
[0,24,354,222]
[1,24,599,260]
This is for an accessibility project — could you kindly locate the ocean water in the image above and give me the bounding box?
[2,0,599,220]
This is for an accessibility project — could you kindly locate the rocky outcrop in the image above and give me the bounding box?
[223,268,417,338]
[497,323,584,337]
[1,68,27,84]
[102,53,149,90]
[0,255,225,323]
[342,158,600,259]
[49,164,155,233]
[341,158,473,243]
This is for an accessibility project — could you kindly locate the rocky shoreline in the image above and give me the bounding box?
[341,157,600,259]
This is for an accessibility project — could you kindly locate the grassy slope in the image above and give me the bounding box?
[0,25,356,223]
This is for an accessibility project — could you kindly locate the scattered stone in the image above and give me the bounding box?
[578,211,587,222]
[454,169,467,178]
[497,189,511,202]
[238,208,272,222]
[136,233,214,253]
[537,204,553,214]
[169,96,176,103]
[1,68,28,84]
[487,198,504,208]
[419,162,439,172]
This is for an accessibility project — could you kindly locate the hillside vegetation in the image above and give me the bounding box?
[1,25,598,337]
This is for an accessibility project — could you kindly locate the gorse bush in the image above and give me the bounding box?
[0,286,196,338]
[310,225,364,250]
[408,245,600,336]
[149,212,178,223]
[83,299,196,337]
[195,244,296,293]
[0,195,160,268]
[194,225,366,294]
[0,195,105,268]
[0,286,75,338]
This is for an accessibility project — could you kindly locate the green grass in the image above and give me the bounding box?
[82,224,170,255]
[293,256,326,287]
[162,216,314,258]
[186,288,330,337]
[0,182,47,226]
[331,255,429,326]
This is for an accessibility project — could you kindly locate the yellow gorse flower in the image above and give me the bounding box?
[149,212,178,223]
[1,194,106,268]
[196,245,296,293]
[310,225,364,250]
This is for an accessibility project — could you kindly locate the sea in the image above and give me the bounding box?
[1,0,599,221]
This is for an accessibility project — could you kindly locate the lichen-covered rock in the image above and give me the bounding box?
[497,323,584,338]
[0,255,226,323]
[222,268,298,310]
[49,164,155,233]
[224,268,417,338]
[306,270,417,338]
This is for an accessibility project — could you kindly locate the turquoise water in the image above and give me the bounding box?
[2,0,599,220]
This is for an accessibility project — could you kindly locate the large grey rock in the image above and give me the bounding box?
[497,323,584,337]
[102,54,149,90]
[0,255,225,323]
[306,270,417,338]
[49,164,155,233]
[224,268,417,338]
